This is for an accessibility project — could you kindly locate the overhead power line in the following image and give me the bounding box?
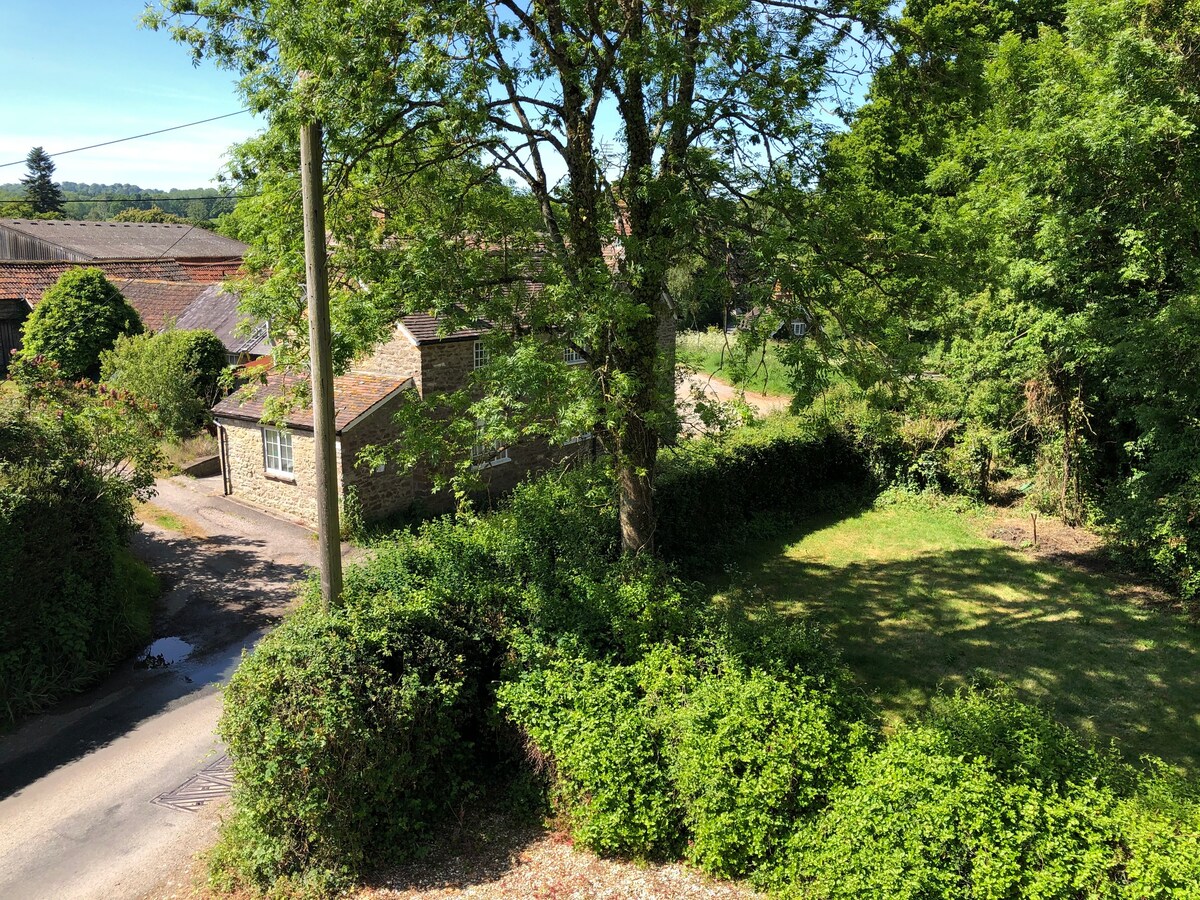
[0,193,257,205]
[0,110,252,169]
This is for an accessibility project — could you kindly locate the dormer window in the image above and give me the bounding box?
[564,346,585,365]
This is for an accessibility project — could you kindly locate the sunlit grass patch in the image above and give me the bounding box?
[677,329,793,397]
[719,497,1200,775]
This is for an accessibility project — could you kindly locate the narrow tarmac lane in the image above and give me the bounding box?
[0,475,339,900]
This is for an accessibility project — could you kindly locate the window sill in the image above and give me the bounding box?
[471,455,511,471]
[264,471,296,483]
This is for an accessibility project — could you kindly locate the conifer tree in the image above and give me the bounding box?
[21,147,65,216]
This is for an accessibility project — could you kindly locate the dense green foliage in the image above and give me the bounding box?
[780,0,1200,602]
[18,268,143,380]
[214,573,505,894]
[0,181,236,222]
[776,689,1200,899]
[145,0,897,553]
[209,419,1200,897]
[0,362,162,722]
[101,328,227,439]
[108,206,190,224]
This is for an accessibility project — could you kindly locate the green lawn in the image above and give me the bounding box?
[677,329,793,396]
[720,499,1200,776]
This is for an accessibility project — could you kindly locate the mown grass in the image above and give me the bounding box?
[677,329,793,396]
[719,497,1200,776]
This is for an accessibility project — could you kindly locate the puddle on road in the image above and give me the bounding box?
[134,637,194,669]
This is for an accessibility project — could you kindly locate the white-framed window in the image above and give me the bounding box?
[473,339,491,370]
[470,422,510,469]
[564,346,585,365]
[262,427,294,478]
[791,320,808,337]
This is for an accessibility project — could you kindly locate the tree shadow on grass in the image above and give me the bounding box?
[732,538,1200,775]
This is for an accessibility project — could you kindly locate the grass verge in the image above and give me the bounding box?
[677,330,792,397]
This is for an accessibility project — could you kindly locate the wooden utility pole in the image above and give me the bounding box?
[299,118,343,611]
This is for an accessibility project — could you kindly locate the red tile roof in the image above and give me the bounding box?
[118,280,209,332]
[400,313,488,344]
[177,258,245,283]
[0,259,191,304]
[213,370,413,433]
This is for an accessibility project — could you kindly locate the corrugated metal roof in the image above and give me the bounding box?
[0,218,248,260]
[214,370,413,433]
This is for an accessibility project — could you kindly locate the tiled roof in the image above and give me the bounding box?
[176,284,270,356]
[118,280,209,333]
[0,218,248,260]
[401,312,488,344]
[213,370,413,433]
[176,258,245,282]
[0,259,191,303]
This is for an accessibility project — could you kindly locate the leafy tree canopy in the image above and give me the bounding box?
[101,328,228,439]
[109,205,190,224]
[18,268,143,381]
[146,0,888,552]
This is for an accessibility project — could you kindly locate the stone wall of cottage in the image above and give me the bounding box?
[418,338,476,396]
[339,390,417,522]
[354,326,424,390]
[220,419,338,527]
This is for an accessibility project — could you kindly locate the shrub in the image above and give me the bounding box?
[499,645,687,859]
[1114,768,1200,899]
[656,417,869,570]
[101,328,227,439]
[214,585,505,895]
[0,374,160,722]
[779,727,1125,900]
[18,268,142,379]
[667,662,869,879]
[773,689,1200,900]
[927,684,1129,791]
[502,632,870,876]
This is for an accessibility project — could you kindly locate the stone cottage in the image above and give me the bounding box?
[213,370,417,526]
[212,312,601,526]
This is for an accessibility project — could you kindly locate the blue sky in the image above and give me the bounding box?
[0,1,259,189]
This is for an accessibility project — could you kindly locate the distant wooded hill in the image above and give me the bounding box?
[0,182,235,222]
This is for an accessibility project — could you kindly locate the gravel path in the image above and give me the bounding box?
[360,816,762,900]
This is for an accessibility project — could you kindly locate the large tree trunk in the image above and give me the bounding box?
[617,415,658,554]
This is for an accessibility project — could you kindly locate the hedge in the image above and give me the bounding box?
[209,423,1200,898]
[655,417,870,569]
[0,409,158,723]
